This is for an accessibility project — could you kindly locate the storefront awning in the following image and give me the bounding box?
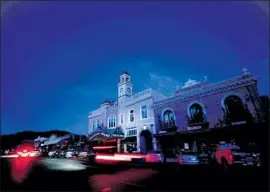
[88,127,125,141]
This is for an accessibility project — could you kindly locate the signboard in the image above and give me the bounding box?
[89,132,124,140]
[187,125,202,131]
[184,143,189,149]
[232,121,246,126]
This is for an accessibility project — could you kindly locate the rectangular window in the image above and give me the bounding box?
[97,120,99,128]
[92,121,95,131]
[127,129,137,137]
[120,114,124,124]
[130,110,134,122]
[141,105,148,119]
[108,116,116,128]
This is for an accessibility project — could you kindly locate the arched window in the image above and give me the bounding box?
[189,103,206,123]
[129,110,135,122]
[163,110,175,127]
[224,95,246,122]
[141,105,148,119]
[108,116,116,128]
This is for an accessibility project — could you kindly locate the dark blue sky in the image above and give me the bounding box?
[1,1,269,134]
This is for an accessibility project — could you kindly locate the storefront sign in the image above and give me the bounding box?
[89,132,124,140]
[184,143,189,149]
[232,121,246,125]
[187,126,202,131]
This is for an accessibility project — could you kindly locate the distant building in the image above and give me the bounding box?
[88,71,166,153]
[152,69,265,150]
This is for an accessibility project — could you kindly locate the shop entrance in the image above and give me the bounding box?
[140,130,153,153]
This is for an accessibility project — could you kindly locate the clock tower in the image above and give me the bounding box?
[118,71,133,103]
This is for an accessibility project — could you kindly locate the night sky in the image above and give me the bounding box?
[1,1,269,135]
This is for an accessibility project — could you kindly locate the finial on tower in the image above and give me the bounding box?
[121,71,130,75]
[242,68,249,75]
[204,76,208,82]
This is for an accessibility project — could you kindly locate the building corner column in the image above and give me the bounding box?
[136,135,140,152]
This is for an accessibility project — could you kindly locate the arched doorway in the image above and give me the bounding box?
[140,130,153,153]
[224,95,246,122]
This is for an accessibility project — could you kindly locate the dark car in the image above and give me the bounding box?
[178,151,200,165]
[59,150,67,158]
[243,143,261,166]
[73,149,80,158]
[54,150,61,158]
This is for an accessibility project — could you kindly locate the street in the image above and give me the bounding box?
[0,156,268,191]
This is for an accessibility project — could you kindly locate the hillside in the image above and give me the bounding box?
[0,130,71,150]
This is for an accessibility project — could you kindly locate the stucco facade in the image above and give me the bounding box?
[152,70,264,136]
[88,69,264,152]
[88,72,166,152]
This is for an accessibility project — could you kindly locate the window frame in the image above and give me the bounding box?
[108,115,116,129]
[141,105,148,120]
[129,109,135,123]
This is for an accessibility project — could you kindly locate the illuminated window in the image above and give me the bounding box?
[163,110,175,127]
[108,116,116,128]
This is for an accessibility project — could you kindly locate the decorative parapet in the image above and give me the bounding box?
[88,109,102,118]
[125,88,153,106]
[153,74,257,108]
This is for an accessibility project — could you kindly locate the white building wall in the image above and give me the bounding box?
[88,73,167,152]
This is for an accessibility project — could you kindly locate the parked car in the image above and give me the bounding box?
[59,150,67,158]
[54,150,61,158]
[242,143,261,166]
[198,146,214,165]
[145,150,164,163]
[178,151,199,165]
[48,150,58,158]
[73,149,80,158]
[29,150,42,157]
[16,141,35,158]
[66,149,75,158]
[78,149,94,158]
[213,144,246,168]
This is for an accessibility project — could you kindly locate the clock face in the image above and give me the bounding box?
[120,88,123,93]
[127,88,131,93]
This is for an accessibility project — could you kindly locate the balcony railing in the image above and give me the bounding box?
[159,120,177,132]
[187,121,209,129]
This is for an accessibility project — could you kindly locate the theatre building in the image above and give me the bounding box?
[152,69,266,151]
[88,72,166,153]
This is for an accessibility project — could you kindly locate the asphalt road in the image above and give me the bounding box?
[1,157,268,191]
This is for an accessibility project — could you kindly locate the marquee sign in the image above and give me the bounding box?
[88,128,124,140]
[187,125,202,131]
